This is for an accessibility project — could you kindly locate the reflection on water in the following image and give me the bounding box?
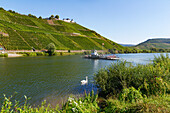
[93,60,99,71]
[0,53,169,106]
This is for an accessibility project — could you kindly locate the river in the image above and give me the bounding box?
[0,53,169,106]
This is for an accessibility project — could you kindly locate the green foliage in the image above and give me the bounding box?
[62,90,99,113]
[94,54,170,97]
[0,54,4,57]
[0,53,8,57]
[0,7,5,11]
[50,15,54,18]
[38,16,42,19]
[28,14,37,18]
[24,52,37,56]
[84,51,91,55]
[119,87,143,103]
[4,53,8,57]
[46,43,56,55]
[105,94,170,113]
[36,52,45,56]
[0,91,99,113]
[0,94,61,113]
[55,15,59,19]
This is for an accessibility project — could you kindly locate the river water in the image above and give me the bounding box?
[0,53,169,106]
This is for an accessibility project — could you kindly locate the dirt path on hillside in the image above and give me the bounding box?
[47,20,54,25]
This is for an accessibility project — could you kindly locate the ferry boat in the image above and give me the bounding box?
[84,50,119,60]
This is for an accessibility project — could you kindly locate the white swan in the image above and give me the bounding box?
[81,76,88,85]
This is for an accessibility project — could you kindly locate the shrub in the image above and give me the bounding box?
[62,90,99,113]
[119,87,143,103]
[105,94,170,113]
[44,53,49,56]
[0,91,99,112]
[94,54,169,97]
[4,53,8,57]
[0,53,8,57]
[60,52,63,56]
[0,54,4,57]
[36,52,45,56]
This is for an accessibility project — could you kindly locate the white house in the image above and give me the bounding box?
[63,18,75,23]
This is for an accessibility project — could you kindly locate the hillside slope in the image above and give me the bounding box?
[0,8,124,50]
[135,38,170,50]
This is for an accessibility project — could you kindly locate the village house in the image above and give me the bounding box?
[63,18,75,23]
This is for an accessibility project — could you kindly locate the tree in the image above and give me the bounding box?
[46,43,56,56]
[8,10,13,12]
[55,15,59,19]
[51,15,54,18]
[39,16,42,19]
[28,14,37,18]
[0,7,5,11]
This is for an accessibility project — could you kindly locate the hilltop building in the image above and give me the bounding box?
[63,18,75,23]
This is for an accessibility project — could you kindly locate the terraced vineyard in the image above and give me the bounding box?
[0,8,125,50]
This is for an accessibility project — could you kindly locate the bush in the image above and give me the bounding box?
[105,94,170,113]
[4,53,8,57]
[24,52,37,56]
[94,54,169,97]
[62,90,99,113]
[119,87,143,103]
[0,54,4,57]
[0,53,8,57]
[44,53,49,56]
[36,52,45,56]
[0,91,99,113]
[60,52,63,56]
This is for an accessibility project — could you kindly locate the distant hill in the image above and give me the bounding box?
[0,8,125,50]
[119,44,135,47]
[135,38,170,49]
[135,38,170,50]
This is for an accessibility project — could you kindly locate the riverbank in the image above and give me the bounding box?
[0,50,108,57]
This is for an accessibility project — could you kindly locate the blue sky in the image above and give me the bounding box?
[1,0,170,44]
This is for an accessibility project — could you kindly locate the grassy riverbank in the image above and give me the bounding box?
[0,54,169,112]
